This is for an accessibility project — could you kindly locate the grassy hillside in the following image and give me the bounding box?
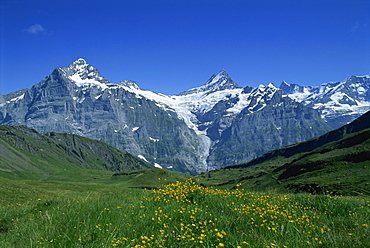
[0,125,148,180]
[199,111,370,196]
[112,167,189,188]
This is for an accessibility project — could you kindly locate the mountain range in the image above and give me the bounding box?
[1,59,369,175]
[280,75,370,129]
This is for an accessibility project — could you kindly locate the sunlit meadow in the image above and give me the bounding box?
[1,178,369,247]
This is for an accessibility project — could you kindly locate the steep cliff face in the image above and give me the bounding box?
[121,70,331,171]
[206,89,331,169]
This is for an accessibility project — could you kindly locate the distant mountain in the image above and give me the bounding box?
[0,125,148,180]
[199,111,370,195]
[1,59,367,174]
[178,69,241,95]
[280,75,370,128]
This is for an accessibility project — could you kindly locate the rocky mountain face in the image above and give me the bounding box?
[0,59,201,175]
[280,75,370,128]
[205,89,330,168]
[121,69,331,171]
[1,59,363,174]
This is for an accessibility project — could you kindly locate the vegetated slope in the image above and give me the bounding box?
[199,111,370,195]
[111,167,190,189]
[0,125,148,180]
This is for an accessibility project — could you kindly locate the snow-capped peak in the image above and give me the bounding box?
[205,69,230,86]
[178,70,241,96]
[67,58,101,78]
[70,58,87,67]
[61,59,110,89]
[266,82,277,89]
[256,83,277,91]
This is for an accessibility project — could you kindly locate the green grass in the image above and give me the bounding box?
[111,167,190,188]
[1,177,369,247]
[1,119,370,247]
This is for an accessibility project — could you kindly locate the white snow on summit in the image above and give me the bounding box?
[62,58,110,90]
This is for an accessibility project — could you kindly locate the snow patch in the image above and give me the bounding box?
[154,163,162,168]
[69,74,108,90]
[358,87,366,95]
[330,92,351,102]
[8,93,25,102]
[138,155,148,162]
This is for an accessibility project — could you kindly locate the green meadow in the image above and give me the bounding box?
[1,174,369,247]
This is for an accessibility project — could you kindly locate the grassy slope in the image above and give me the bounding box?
[112,167,190,188]
[1,177,369,247]
[199,111,370,196]
[0,125,148,181]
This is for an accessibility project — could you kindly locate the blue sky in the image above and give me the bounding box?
[0,0,369,95]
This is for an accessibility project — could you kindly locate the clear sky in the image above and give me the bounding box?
[0,0,369,95]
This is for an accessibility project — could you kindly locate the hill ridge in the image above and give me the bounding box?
[0,125,148,180]
[199,110,370,195]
